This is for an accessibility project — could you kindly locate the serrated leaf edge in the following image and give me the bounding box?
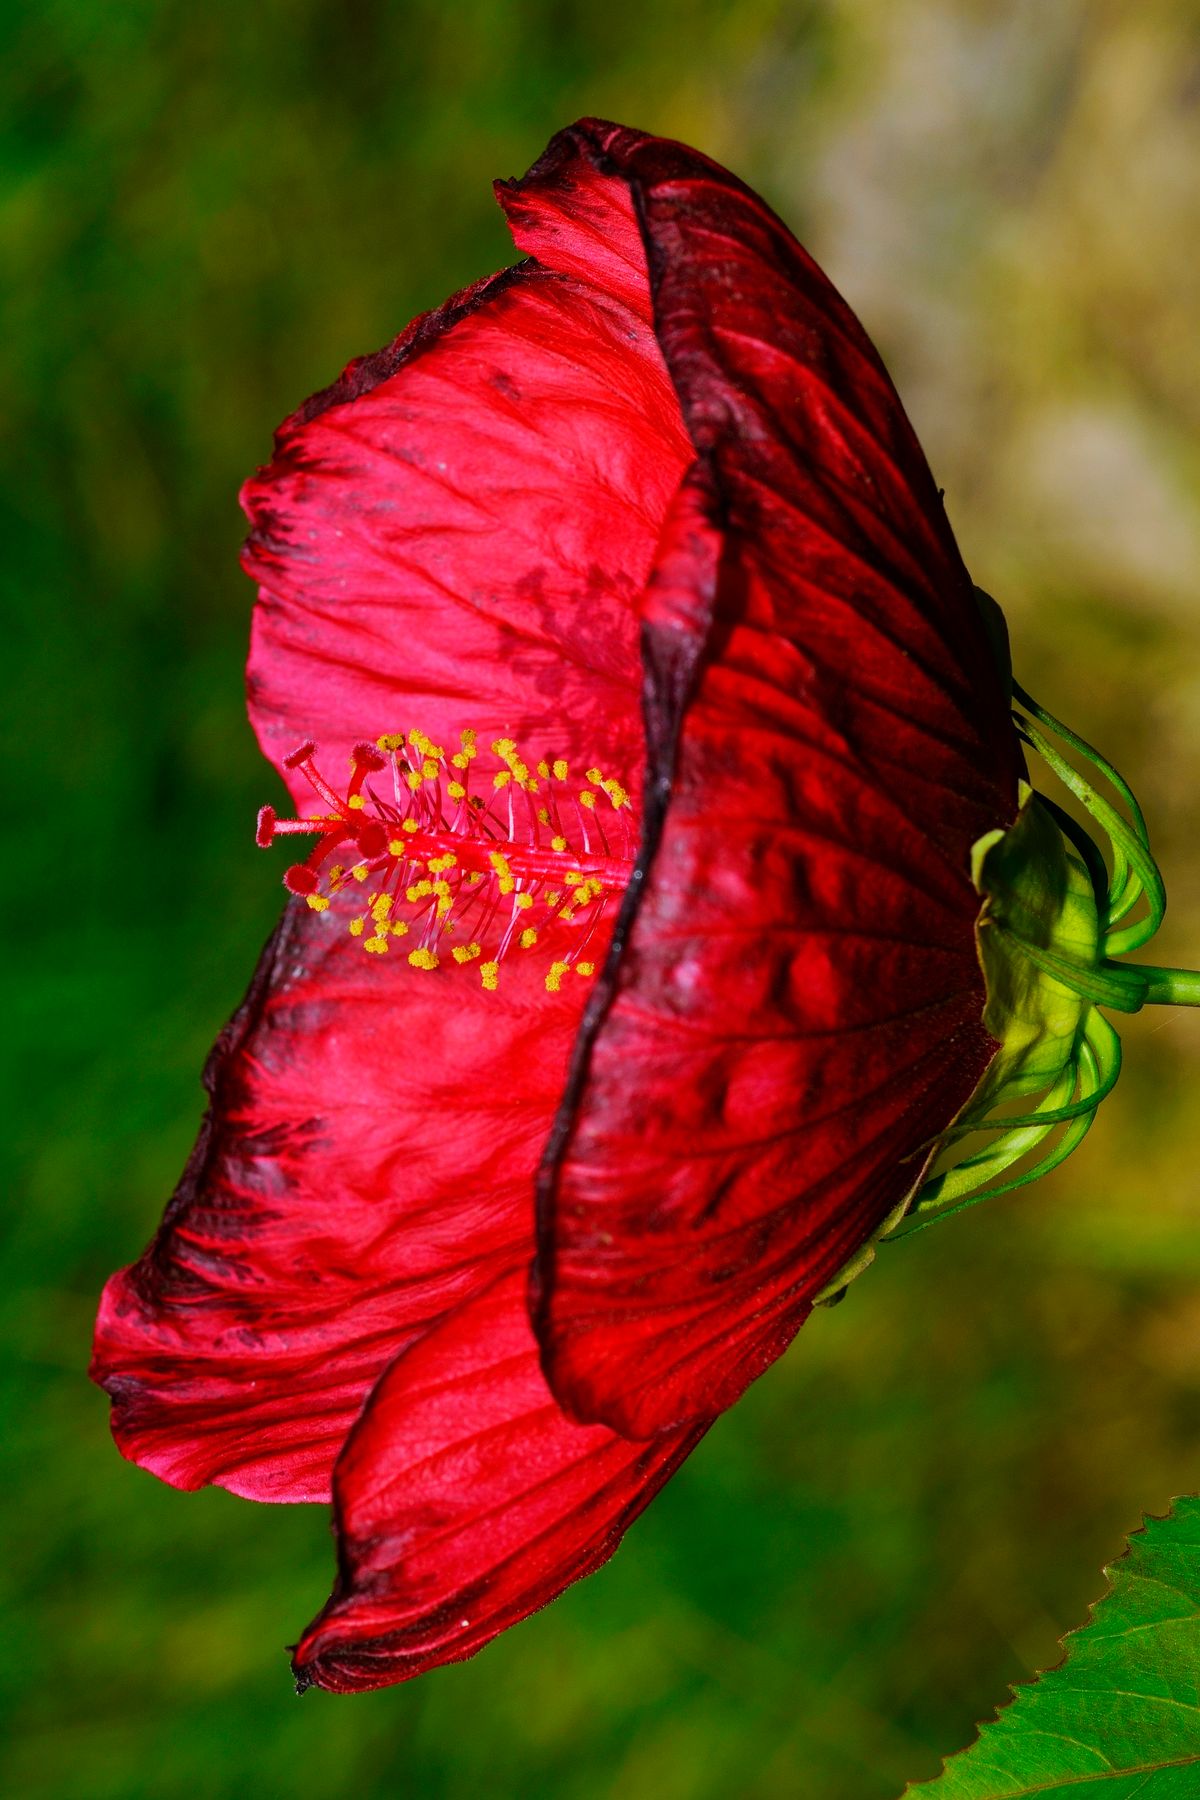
[902,1496,1193,1797]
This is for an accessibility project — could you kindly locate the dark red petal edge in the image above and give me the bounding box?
[291,1268,706,1693]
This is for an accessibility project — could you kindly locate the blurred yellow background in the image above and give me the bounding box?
[4,3,1198,1796]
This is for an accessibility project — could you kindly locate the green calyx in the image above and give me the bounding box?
[814,675,1199,1307]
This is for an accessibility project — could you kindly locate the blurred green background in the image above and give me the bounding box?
[5,1,1200,1796]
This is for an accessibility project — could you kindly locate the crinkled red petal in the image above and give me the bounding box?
[91,909,590,1501]
[512,120,1025,1440]
[241,256,691,806]
[94,247,694,1502]
[292,1268,705,1694]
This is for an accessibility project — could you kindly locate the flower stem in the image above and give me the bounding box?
[1136,965,1200,1007]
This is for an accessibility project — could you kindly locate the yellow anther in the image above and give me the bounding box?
[452,942,482,964]
[537,807,550,825]
[493,770,512,789]
[552,759,568,781]
[406,770,424,790]
[551,836,567,853]
[377,732,405,753]
[329,864,344,882]
[305,893,330,912]
[519,927,538,949]
[488,850,515,895]
[420,758,437,779]
[388,839,407,856]
[564,871,583,887]
[405,880,434,902]
[480,960,499,990]
[349,917,364,937]
[537,761,550,781]
[546,960,570,993]
[402,819,418,834]
[364,935,389,954]
[514,891,533,911]
[576,961,596,977]
[546,890,561,908]
[448,781,466,800]
[371,896,393,920]
[347,793,366,810]
[451,752,469,770]
[436,897,453,919]
[351,863,368,882]
[603,780,629,809]
[407,947,439,971]
[586,767,602,784]
[389,919,409,937]
[429,853,458,873]
[579,790,596,809]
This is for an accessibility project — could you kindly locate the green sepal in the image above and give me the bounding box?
[965,782,1099,1119]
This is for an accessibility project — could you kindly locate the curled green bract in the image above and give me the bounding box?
[816,678,1198,1303]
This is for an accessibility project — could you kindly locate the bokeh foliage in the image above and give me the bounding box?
[4,2,1200,1796]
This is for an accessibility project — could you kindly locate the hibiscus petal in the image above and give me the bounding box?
[508,121,1025,1438]
[292,1267,705,1693]
[95,240,699,1502]
[242,254,691,804]
[91,908,585,1501]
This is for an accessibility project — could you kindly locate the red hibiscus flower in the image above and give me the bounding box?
[93,119,1187,1695]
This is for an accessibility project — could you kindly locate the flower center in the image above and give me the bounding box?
[256,729,636,991]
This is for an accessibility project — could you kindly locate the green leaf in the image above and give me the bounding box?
[907,1498,1200,1798]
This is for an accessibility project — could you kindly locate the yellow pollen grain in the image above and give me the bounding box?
[560,910,575,924]
[349,917,364,937]
[364,935,389,954]
[305,893,330,912]
[390,920,409,937]
[451,753,468,770]
[551,835,567,853]
[586,767,602,784]
[520,927,538,949]
[514,892,534,911]
[347,793,366,810]
[371,896,393,920]
[537,761,550,781]
[419,759,437,779]
[388,839,407,856]
[493,770,511,789]
[480,960,499,990]
[603,780,629,809]
[436,897,453,919]
[406,771,424,790]
[579,790,596,809]
[352,863,368,882]
[452,942,482,964]
[576,961,596,977]
[402,819,419,834]
[407,947,439,971]
[564,871,583,887]
[405,880,433,902]
[552,759,568,781]
[448,781,465,800]
[545,960,570,992]
[546,890,561,908]
[377,732,405,753]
